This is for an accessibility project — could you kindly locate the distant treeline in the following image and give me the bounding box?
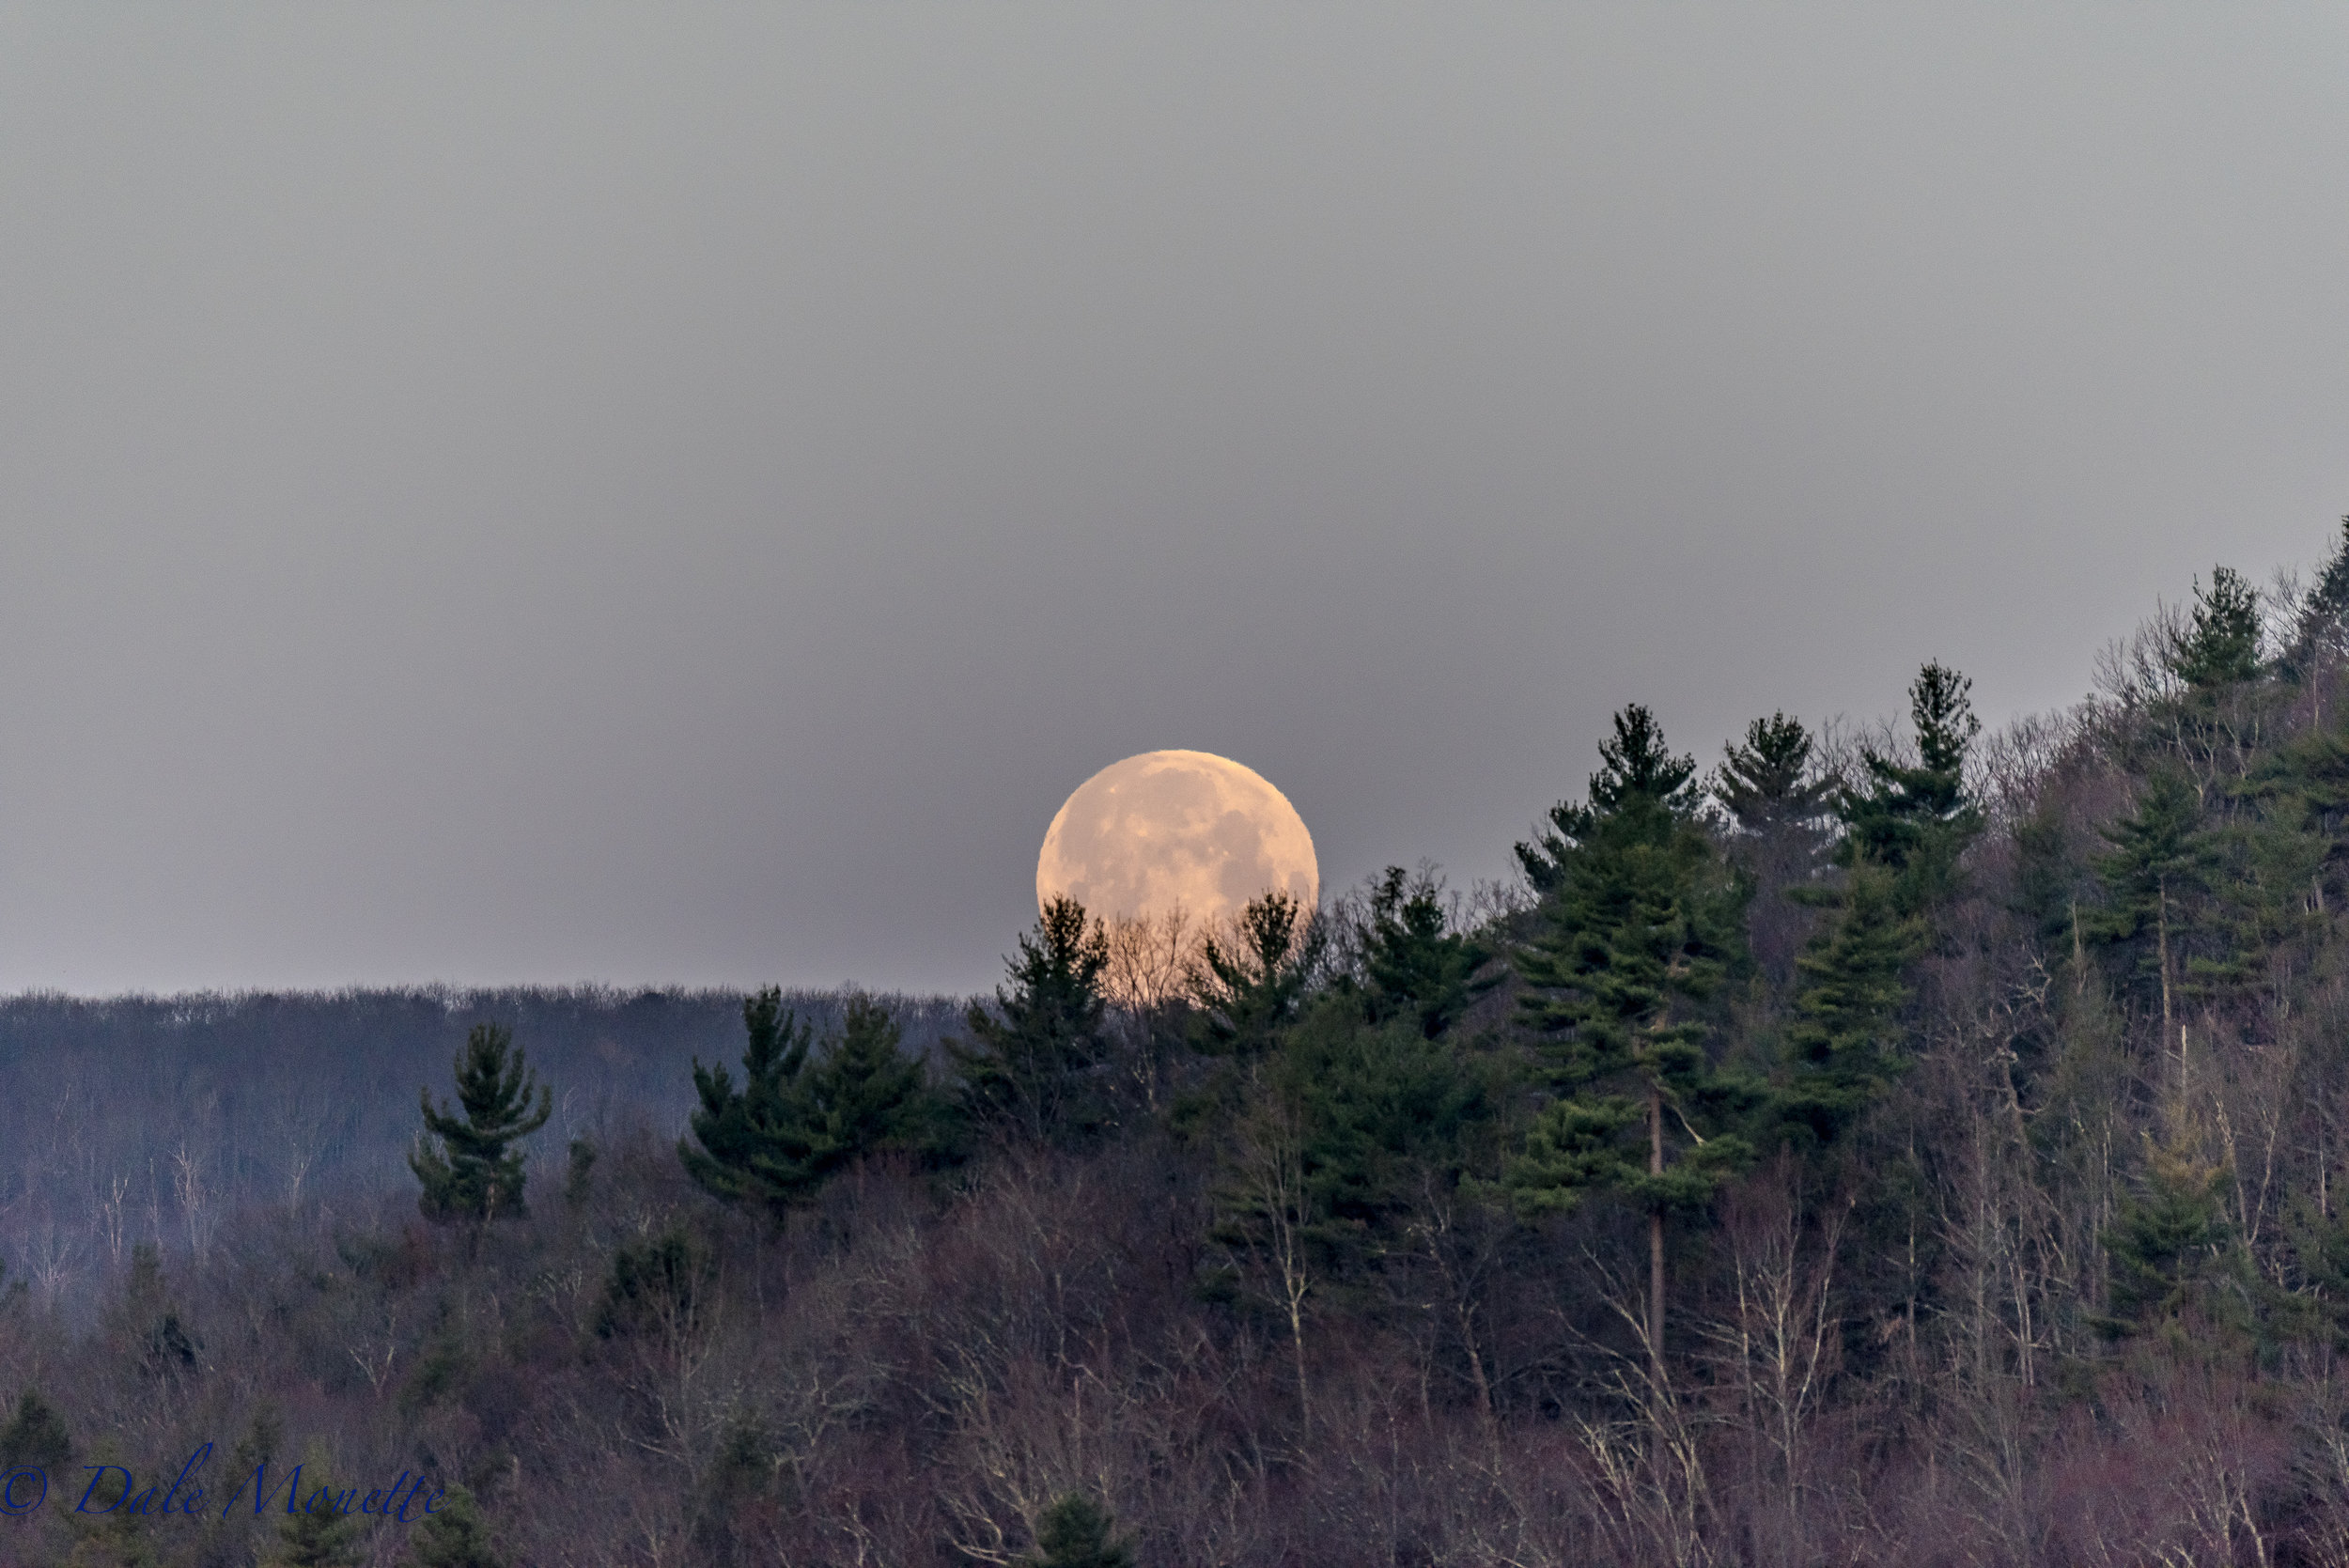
[0,986,963,1304]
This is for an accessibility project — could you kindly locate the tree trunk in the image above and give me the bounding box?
[1649,1080,1667,1380]
[2158,880,2178,1100]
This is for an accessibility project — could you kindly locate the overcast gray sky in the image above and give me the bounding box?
[3,6,2344,996]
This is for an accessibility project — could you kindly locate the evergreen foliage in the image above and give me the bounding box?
[597,1227,713,1339]
[1356,866,1480,1039]
[1836,661,1982,906]
[1210,997,1493,1296]
[680,987,821,1217]
[265,1454,362,1568]
[804,991,940,1166]
[1023,1492,1135,1568]
[2103,1130,2238,1333]
[1188,892,1327,1060]
[2085,768,2204,1017]
[401,1485,501,1568]
[0,1389,70,1473]
[1712,711,1832,836]
[950,897,1114,1144]
[1775,863,1916,1151]
[683,989,943,1218]
[1517,704,1698,893]
[410,1023,552,1221]
[2170,565,2263,689]
[1506,705,1753,1358]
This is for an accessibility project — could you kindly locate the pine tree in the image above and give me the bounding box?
[1506,704,1752,1370]
[1517,704,1698,893]
[802,991,941,1168]
[1206,996,1494,1420]
[1286,1004,1493,1244]
[2085,768,2204,1070]
[684,991,943,1219]
[1837,662,1982,907]
[1023,1492,1135,1568]
[401,1485,501,1568]
[265,1454,362,1568]
[2103,1128,2237,1333]
[951,897,1114,1145]
[1713,711,1836,977]
[2312,519,2349,628]
[0,1389,70,1472]
[2281,520,2349,683]
[410,1023,552,1222]
[2170,564,2263,689]
[1712,711,1833,836]
[680,987,823,1219]
[1356,866,1479,1039]
[596,1227,713,1340]
[1189,892,1328,1060]
[1776,863,1915,1150]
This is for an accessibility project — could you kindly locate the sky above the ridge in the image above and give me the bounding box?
[3,6,2346,995]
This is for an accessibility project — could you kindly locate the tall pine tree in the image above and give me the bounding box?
[1712,712,1833,837]
[1837,661,1982,909]
[1776,862,1916,1151]
[1507,705,1752,1371]
[2085,768,2204,1080]
[680,986,822,1219]
[801,991,942,1170]
[410,1024,552,1222]
[682,989,939,1219]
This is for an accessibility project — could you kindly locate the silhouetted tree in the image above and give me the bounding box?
[411,1023,552,1221]
[684,989,944,1217]
[1838,661,1982,908]
[1189,892,1328,1060]
[1713,711,1835,976]
[1508,705,1752,1370]
[1517,703,1700,894]
[951,897,1114,1144]
[1713,711,1833,837]
[2170,565,2263,689]
[1356,866,1479,1038]
[681,986,823,1218]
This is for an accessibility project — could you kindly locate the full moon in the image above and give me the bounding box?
[1036,750,1319,924]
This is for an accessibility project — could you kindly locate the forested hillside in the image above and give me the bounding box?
[9,533,2349,1566]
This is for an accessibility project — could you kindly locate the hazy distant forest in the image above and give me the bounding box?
[14,533,2349,1567]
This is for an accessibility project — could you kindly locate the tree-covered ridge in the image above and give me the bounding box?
[13,528,2349,1563]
